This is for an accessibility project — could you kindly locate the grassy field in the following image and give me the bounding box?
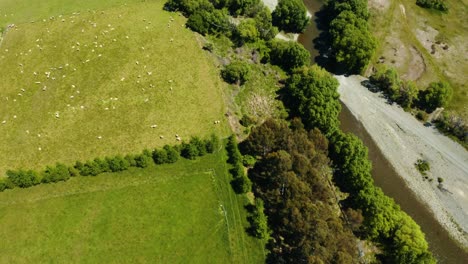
[0,151,265,263]
[368,0,467,117]
[0,0,228,175]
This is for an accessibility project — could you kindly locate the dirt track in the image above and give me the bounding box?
[337,75,468,248]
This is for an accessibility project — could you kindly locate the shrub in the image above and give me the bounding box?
[107,155,130,172]
[415,159,430,176]
[181,142,199,159]
[248,198,271,239]
[243,155,256,167]
[68,166,80,177]
[205,134,219,153]
[94,158,111,173]
[190,137,207,156]
[229,0,260,16]
[419,81,453,112]
[272,0,309,33]
[268,39,310,72]
[153,148,168,164]
[416,0,448,12]
[437,177,444,183]
[236,18,260,43]
[231,174,252,193]
[221,61,251,85]
[0,178,14,192]
[164,145,180,163]
[125,154,137,167]
[164,0,214,15]
[135,154,152,168]
[6,169,40,188]
[41,163,71,183]
[186,9,232,36]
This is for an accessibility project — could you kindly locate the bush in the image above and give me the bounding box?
[248,198,271,239]
[231,174,252,193]
[229,0,260,16]
[153,148,168,164]
[272,0,309,33]
[268,39,310,72]
[164,0,214,15]
[41,163,71,183]
[235,18,260,43]
[0,178,14,192]
[205,134,219,153]
[135,153,152,168]
[415,159,430,176]
[221,61,251,85]
[437,177,444,183]
[106,155,130,172]
[186,9,232,36]
[125,154,137,167]
[419,81,453,112]
[6,169,40,188]
[190,137,207,156]
[416,0,448,12]
[243,155,256,167]
[251,5,278,41]
[164,145,180,163]
[181,142,199,160]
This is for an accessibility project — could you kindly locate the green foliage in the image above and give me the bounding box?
[204,134,220,153]
[134,153,152,168]
[180,142,199,160]
[248,198,271,240]
[6,169,40,188]
[285,65,341,135]
[242,155,256,167]
[186,9,232,36]
[106,155,130,172]
[41,163,71,183]
[236,18,260,43]
[268,39,310,72]
[415,159,430,176]
[370,66,418,108]
[229,0,260,16]
[328,0,370,20]
[244,119,358,262]
[272,0,309,33]
[221,61,251,85]
[226,135,252,194]
[328,132,435,262]
[164,0,214,15]
[250,5,278,40]
[164,145,180,163]
[420,81,453,112]
[153,148,168,164]
[416,0,448,12]
[329,11,376,73]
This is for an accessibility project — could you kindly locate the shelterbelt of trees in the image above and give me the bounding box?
[164,0,435,262]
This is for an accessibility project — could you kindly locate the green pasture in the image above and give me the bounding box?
[0,0,228,175]
[0,152,265,263]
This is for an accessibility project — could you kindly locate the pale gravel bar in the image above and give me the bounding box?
[336,75,468,249]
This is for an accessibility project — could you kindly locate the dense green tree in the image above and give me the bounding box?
[330,13,376,73]
[229,0,259,16]
[416,0,448,12]
[236,18,259,43]
[250,5,278,40]
[272,0,309,33]
[164,145,180,163]
[41,163,71,183]
[268,39,310,71]
[186,9,232,36]
[135,153,152,168]
[328,0,370,20]
[180,142,199,159]
[221,61,251,85]
[153,148,168,164]
[164,0,214,15]
[420,81,453,112]
[6,169,40,188]
[285,65,341,135]
[244,119,359,263]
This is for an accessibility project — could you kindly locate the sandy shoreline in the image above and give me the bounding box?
[337,75,468,249]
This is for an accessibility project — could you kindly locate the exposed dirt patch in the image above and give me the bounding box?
[368,0,391,11]
[401,46,426,81]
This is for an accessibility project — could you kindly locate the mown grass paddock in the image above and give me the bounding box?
[0,0,228,175]
[0,151,265,263]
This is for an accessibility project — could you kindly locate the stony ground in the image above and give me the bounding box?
[337,75,468,249]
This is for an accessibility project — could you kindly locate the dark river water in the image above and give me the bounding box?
[298,0,468,262]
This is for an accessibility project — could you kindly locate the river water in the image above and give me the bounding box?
[298,0,468,262]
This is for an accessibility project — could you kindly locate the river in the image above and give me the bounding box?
[298,0,468,262]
